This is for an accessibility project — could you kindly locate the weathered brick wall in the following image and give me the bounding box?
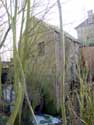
[23,17,80,112]
[81,46,94,75]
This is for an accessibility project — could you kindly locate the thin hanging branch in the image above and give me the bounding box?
[0,25,11,49]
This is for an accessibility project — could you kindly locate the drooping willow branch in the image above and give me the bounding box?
[0,25,11,49]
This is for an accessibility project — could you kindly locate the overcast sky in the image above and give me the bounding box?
[45,0,94,38]
[1,0,94,61]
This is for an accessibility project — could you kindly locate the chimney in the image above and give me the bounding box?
[88,10,93,24]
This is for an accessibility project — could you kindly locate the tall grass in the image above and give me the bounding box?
[76,61,94,125]
[64,56,94,125]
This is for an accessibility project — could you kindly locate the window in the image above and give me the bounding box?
[38,41,45,56]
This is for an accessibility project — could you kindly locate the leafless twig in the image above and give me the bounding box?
[0,25,11,49]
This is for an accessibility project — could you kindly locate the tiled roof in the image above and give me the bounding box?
[31,17,80,44]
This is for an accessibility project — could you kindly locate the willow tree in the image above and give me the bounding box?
[0,0,38,125]
[0,0,57,125]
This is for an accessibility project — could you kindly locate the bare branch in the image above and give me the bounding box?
[0,25,11,49]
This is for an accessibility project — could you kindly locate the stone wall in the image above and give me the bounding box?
[22,17,80,112]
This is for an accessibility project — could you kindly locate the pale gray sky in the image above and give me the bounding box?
[32,0,94,38]
[45,0,94,38]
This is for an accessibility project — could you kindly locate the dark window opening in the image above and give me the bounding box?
[38,41,45,56]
